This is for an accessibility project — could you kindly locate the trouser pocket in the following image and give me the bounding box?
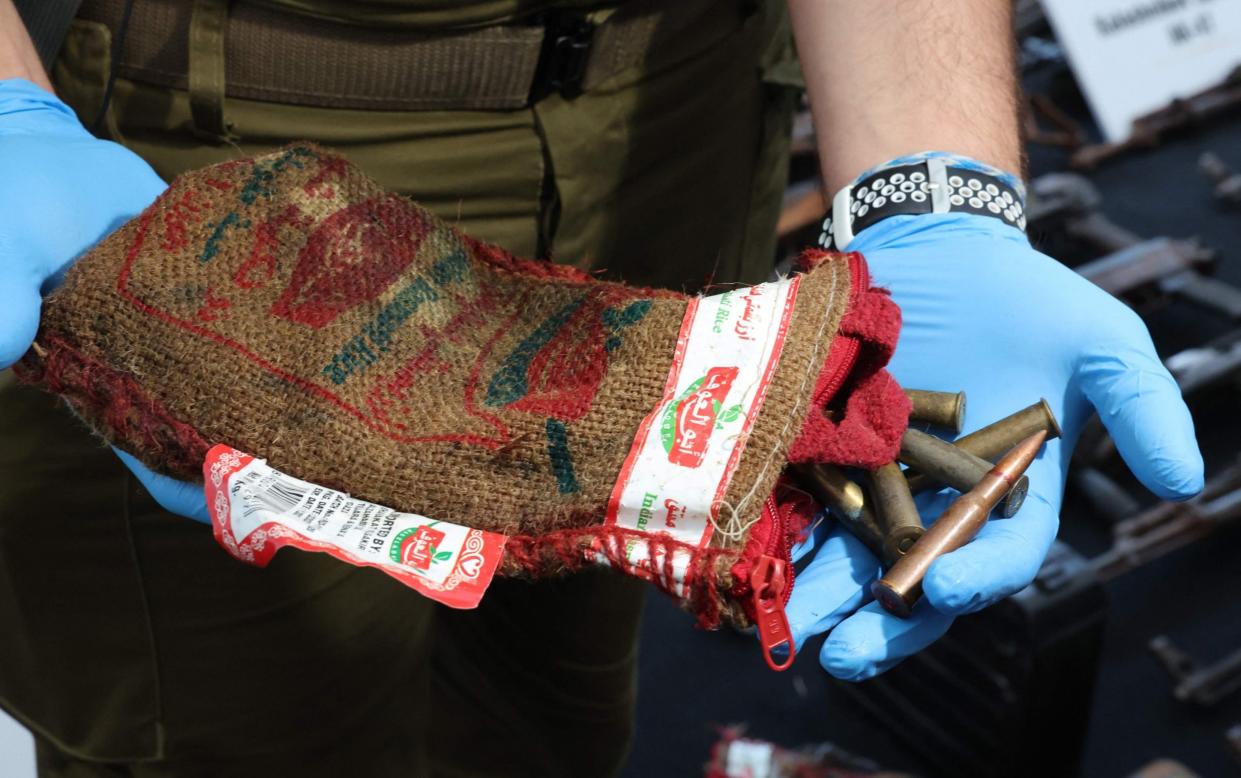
[0,377,163,761]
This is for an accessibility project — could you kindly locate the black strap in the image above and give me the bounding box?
[818,162,1027,251]
[13,0,84,71]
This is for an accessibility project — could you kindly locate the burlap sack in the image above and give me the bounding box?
[16,145,907,629]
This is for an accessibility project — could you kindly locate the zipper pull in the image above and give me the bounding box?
[750,554,795,672]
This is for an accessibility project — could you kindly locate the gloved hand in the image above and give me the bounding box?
[0,78,208,522]
[785,211,1204,680]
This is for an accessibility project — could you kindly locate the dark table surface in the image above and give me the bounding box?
[623,60,1241,778]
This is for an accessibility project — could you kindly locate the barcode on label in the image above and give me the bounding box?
[205,444,509,610]
[235,473,310,519]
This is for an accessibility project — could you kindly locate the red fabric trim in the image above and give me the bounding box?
[504,523,738,629]
[458,233,683,299]
[460,234,596,284]
[787,267,909,470]
[727,250,911,605]
[15,335,211,477]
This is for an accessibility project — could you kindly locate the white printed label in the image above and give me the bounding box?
[603,277,801,590]
[1041,0,1241,141]
[723,740,775,778]
[204,446,506,609]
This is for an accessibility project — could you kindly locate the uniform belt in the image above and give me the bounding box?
[75,0,721,112]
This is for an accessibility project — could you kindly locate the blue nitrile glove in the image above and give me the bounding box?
[0,78,209,523]
[785,205,1204,680]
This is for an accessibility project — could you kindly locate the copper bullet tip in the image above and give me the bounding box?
[991,430,1047,487]
[872,428,1048,619]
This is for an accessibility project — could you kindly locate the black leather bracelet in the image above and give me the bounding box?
[817,159,1026,251]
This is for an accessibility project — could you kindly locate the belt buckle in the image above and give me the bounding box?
[530,12,595,103]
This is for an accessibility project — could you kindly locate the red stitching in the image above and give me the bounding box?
[16,334,211,477]
[503,524,736,629]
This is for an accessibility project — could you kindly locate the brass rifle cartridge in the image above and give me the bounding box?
[843,506,890,564]
[905,400,1059,496]
[790,463,886,560]
[791,463,864,519]
[948,398,1060,463]
[899,428,1029,518]
[868,462,925,561]
[873,431,1047,618]
[905,389,967,433]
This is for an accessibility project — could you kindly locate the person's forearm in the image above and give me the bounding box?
[789,0,1021,193]
[0,0,53,90]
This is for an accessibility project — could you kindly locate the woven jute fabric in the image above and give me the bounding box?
[17,145,878,624]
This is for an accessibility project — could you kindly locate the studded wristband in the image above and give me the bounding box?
[817,158,1027,251]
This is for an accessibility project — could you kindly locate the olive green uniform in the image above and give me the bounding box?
[0,1,798,775]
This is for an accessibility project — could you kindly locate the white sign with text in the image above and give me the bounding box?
[1041,0,1241,141]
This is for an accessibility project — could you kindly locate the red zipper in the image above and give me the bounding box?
[846,252,870,303]
[750,252,870,673]
[762,493,794,606]
[810,253,868,409]
[751,552,794,672]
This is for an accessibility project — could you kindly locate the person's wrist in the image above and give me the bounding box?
[0,78,87,136]
[0,0,54,90]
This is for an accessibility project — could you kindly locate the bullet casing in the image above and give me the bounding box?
[905,399,1058,496]
[905,389,967,433]
[950,399,1061,463]
[869,462,926,561]
[898,428,1030,518]
[840,506,890,563]
[873,431,1047,618]
[790,464,887,560]
[791,463,864,519]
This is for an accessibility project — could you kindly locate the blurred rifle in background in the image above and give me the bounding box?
[1072,66,1241,169]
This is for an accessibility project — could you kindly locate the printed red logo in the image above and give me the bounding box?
[665,366,739,468]
[663,498,686,529]
[398,526,446,570]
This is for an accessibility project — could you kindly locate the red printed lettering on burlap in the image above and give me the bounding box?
[195,286,232,323]
[302,156,349,199]
[160,190,205,252]
[234,204,312,290]
[491,289,626,422]
[364,297,501,433]
[115,148,652,461]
